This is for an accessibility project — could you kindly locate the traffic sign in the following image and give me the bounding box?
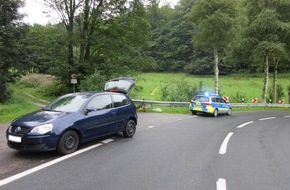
[252,98,258,103]
[223,96,229,103]
[279,99,284,104]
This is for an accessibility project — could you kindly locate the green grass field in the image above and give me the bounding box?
[132,72,290,103]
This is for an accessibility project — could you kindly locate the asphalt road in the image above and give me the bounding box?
[0,111,290,190]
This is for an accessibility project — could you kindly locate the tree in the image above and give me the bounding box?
[26,24,67,74]
[88,0,155,76]
[243,0,290,103]
[42,0,153,91]
[44,0,83,86]
[0,0,27,102]
[189,0,240,94]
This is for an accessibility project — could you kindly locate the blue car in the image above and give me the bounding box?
[6,77,138,155]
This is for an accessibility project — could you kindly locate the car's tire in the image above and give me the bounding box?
[213,109,218,117]
[191,111,197,115]
[57,130,79,155]
[123,119,136,138]
[227,108,232,116]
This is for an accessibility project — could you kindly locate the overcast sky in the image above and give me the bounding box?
[19,0,179,25]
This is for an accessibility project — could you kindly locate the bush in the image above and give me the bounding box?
[160,79,204,102]
[38,80,68,97]
[232,92,247,103]
[79,71,107,91]
[16,74,55,88]
[269,84,285,103]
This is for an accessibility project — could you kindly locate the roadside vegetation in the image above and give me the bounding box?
[1,0,290,122]
[1,73,289,123]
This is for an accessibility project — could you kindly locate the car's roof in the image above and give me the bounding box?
[65,91,124,96]
[195,93,221,98]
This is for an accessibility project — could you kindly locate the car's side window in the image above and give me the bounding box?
[87,95,113,110]
[112,94,129,108]
[212,98,217,103]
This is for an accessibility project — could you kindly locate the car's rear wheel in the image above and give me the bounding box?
[227,108,232,116]
[213,109,218,117]
[123,120,136,138]
[57,130,79,155]
[191,111,197,115]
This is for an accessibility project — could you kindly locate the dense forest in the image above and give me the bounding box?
[1,0,290,103]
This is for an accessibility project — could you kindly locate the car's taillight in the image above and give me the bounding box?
[205,102,211,106]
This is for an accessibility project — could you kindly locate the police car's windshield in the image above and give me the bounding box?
[193,96,209,102]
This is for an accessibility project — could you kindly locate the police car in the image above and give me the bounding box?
[189,93,232,117]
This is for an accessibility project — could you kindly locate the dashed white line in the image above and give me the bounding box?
[0,143,103,187]
[259,117,276,121]
[148,126,155,129]
[237,121,253,128]
[284,116,290,118]
[216,178,227,190]
[219,132,234,155]
[101,138,114,144]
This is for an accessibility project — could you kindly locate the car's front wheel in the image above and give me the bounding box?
[123,119,136,138]
[57,130,79,155]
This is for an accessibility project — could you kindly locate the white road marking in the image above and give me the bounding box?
[284,116,290,118]
[101,138,114,144]
[216,178,227,190]
[0,143,103,187]
[148,126,155,129]
[219,132,234,155]
[259,117,276,121]
[237,121,253,128]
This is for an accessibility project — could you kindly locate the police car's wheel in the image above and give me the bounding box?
[191,111,197,115]
[227,108,232,116]
[213,109,218,117]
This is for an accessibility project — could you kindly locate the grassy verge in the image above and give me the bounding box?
[0,89,39,123]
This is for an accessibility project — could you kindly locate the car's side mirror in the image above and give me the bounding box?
[84,107,96,115]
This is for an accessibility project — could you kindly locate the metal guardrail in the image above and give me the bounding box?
[133,99,290,109]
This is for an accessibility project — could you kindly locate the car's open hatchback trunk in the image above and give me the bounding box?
[104,77,135,94]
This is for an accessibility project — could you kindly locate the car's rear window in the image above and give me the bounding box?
[193,96,209,102]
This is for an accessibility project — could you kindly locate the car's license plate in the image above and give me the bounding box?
[8,135,22,143]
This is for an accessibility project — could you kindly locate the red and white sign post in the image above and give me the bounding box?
[223,96,229,103]
[279,99,284,104]
[252,98,258,103]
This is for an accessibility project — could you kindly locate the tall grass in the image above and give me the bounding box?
[133,72,290,103]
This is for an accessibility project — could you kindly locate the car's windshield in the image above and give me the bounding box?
[45,94,92,112]
[193,96,209,102]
